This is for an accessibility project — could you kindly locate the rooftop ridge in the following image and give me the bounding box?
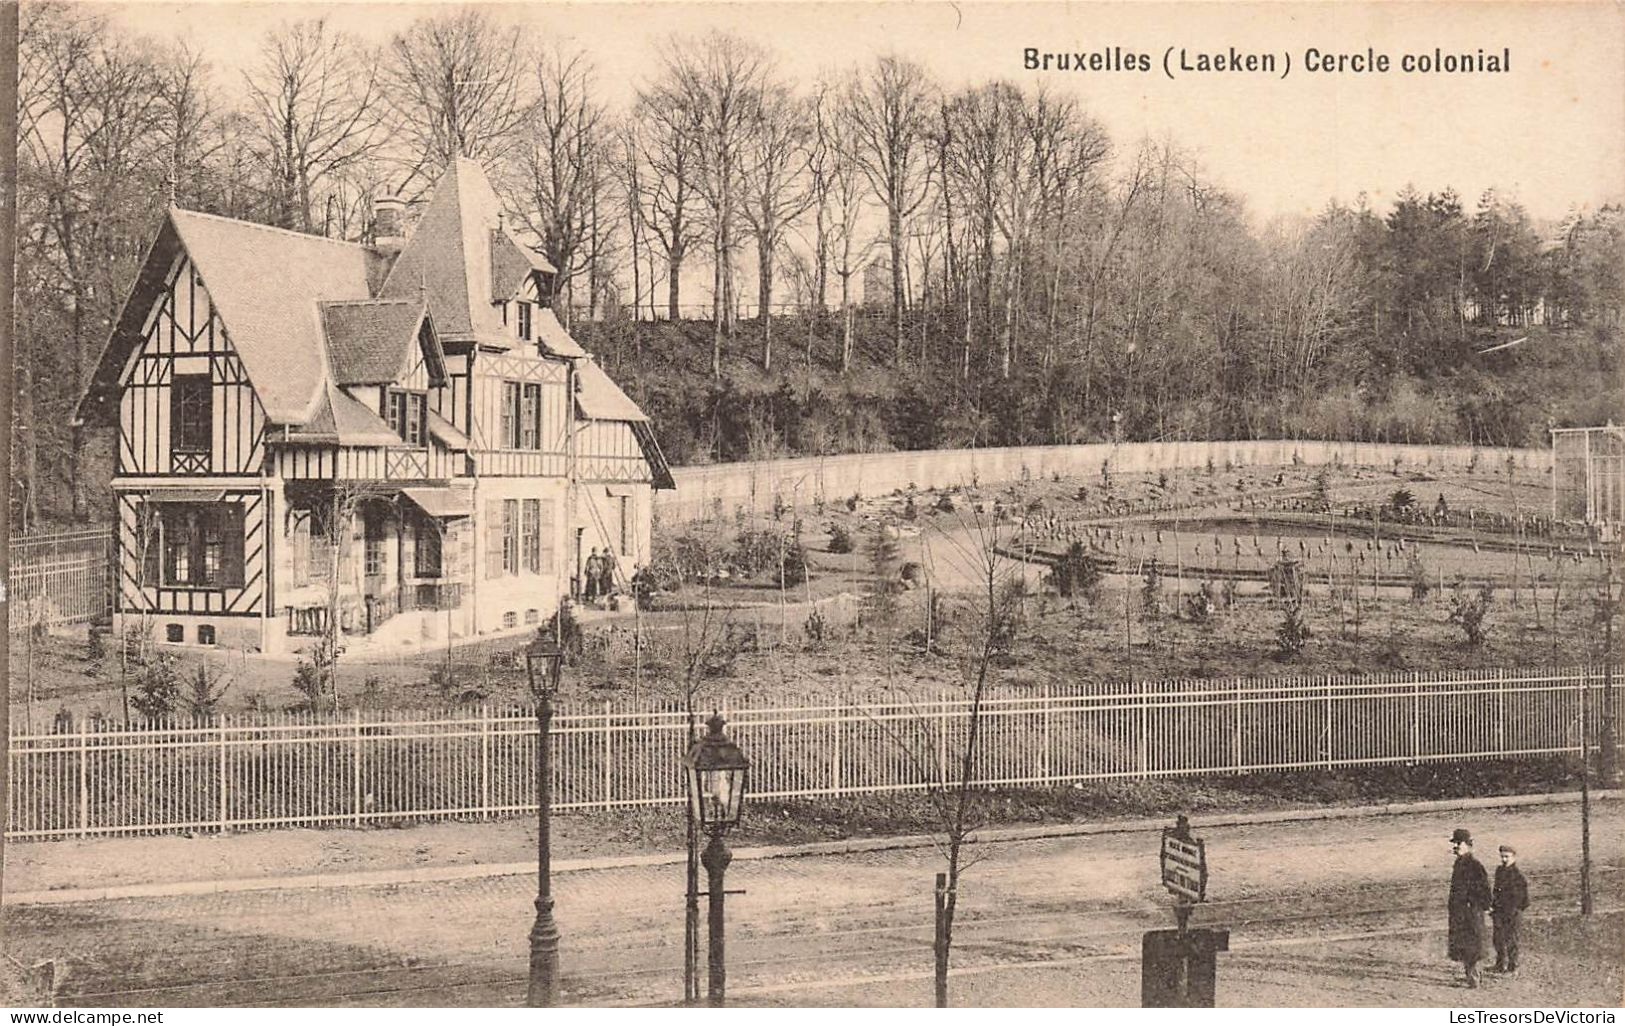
[171,207,377,252]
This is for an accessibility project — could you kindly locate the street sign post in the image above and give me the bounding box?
[1143,814,1229,1008]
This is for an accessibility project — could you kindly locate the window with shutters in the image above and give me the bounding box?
[414,519,442,578]
[385,389,427,445]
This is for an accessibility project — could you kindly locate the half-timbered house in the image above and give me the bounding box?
[78,159,673,656]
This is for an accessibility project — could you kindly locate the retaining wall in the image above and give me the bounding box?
[655,440,1547,522]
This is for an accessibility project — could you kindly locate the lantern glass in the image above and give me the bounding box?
[525,635,562,699]
[684,713,749,831]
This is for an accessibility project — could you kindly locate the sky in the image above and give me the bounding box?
[96,0,1625,225]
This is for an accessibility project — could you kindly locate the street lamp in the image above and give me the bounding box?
[684,712,750,1007]
[524,632,564,1007]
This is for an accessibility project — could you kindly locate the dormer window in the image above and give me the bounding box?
[385,388,426,446]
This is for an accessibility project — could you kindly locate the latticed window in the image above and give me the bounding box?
[171,375,212,453]
[385,389,427,445]
[153,502,244,588]
[517,301,532,341]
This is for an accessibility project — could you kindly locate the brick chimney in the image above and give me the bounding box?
[373,192,406,253]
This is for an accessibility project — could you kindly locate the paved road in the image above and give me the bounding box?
[6,803,1621,1007]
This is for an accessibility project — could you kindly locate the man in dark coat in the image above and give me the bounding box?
[1491,845,1530,973]
[1448,828,1493,987]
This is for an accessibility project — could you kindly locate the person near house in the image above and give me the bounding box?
[1491,844,1530,974]
[584,548,602,603]
[597,548,616,600]
[1448,827,1493,987]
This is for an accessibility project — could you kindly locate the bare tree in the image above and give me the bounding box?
[630,86,703,320]
[650,32,770,377]
[514,44,609,321]
[740,83,813,370]
[380,9,528,184]
[844,55,935,367]
[243,18,385,233]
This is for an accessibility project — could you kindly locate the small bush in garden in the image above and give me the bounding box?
[935,493,955,513]
[1048,542,1102,602]
[1075,485,1088,502]
[1448,582,1494,647]
[185,661,232,718]
[827,523,854,554]
[1275,597,1311,658]
[536,603,586,665]
[1141,559,1163,616]
[1267,558,1306,602]
[902,495,917,521]
[86,628,107,663]
[132,652,182,720]
[1407,546,1430,602]
[1388,488,1416,516]
[1100,459,1112,489]
[1205,456,1216,476]
[359,674,388,708]
[803,607,830,648]
[1157,471,1169,492]
[1219,579,1238,610]
[845,493,859,512]
[779,542,809,588]
[1310,468,1332,512]
[291,635,337,711]
[771,493,788,521]
[1185,582,1216,624]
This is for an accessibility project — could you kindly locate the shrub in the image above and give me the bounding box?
[827,523,854,554]
[542,603,587,664]
[1219,579,1238,609]
[1275,598,1311,658]
[865,526,903,624]
[1310,468,1332,513]
[902,495,918,521]
[1388,488,1416,516]
[1048,542,1102,601]
[291,635,337,711]
[184,662,231,718]
[734,529,790,578]
[779,542,809,588]
[1141,559,1163,616]
[1448,582,1494,646]
[1406,547,1430,602]
[131,653,182,720]
[845,493,859,512]
[803,607,830,648]
[935,493,956,514]
[1185,582,1216,623]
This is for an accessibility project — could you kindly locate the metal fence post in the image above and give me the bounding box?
[1138,679,1149,777]
[1412,677,1422,761]
[1232,677,1244,772]
[218,715,229,833]
[604,701,614,809]
[1041,686,1053,782]
[77,719,89,839]
[1325,677,1334,769]
[480,705,492,820]
[831,699,843,798]
[352,708,363,827]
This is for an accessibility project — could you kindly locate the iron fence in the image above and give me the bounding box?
[8,666,1619,841]
[8,528,113,631]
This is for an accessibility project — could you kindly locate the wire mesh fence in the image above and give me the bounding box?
[8,665,1618,841]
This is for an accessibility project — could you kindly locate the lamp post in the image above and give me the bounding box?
[524,632,564,1007]
[684,712,750,1007]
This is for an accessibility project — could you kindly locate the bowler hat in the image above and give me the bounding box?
[1450,828,1473,844]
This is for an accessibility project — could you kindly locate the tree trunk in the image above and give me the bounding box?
[668,247,684,320]
[889,208,905,367]
[758,241,773,371]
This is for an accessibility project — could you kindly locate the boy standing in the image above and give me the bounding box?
[1491,845,1530,974]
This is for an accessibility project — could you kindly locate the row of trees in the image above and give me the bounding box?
[15,4,1624,525]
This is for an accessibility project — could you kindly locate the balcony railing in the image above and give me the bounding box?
[403,580,465,613]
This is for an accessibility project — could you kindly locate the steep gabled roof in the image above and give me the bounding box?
[381,158,555,350]
[172,209,374,423]
[320,299,446,387]
[78,211,376,425]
